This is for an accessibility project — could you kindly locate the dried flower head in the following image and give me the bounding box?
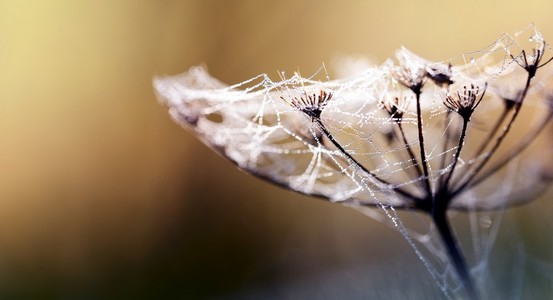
[155,26,553,300]
[390,47,427,93]
[443,83,487,120]
[426,62,454,86]
[282,90,333,121]
[511,42,553,78]
[380,94,411,119]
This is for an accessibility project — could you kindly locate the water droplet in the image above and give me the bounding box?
[529,36,534,42]
[480,215,492,228]
[470,57,475,64]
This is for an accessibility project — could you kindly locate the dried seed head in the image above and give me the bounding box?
[511,42,553,78]
[426,62,454,87]
[443,83,487,120]
[282,90,333,121]
[381,94,411,120]
[391,47,427,93]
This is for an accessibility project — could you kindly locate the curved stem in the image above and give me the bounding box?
[314,118,419,202]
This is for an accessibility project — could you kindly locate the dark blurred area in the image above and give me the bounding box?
[0,1,552,299]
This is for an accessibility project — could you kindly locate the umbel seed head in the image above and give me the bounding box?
[381,95,411,120]
[282,90,333,121]
[390,47,429,93]
[443,83,487,120]
[426,63,454,87]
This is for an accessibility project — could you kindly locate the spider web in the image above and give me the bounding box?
[154,24,553,298]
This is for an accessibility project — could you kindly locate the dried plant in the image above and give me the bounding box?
[154,26,553,299]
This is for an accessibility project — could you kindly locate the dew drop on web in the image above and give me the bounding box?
[479,215,492,228]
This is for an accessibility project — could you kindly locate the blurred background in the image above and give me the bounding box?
[1,0,553,299]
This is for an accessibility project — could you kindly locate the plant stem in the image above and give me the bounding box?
[432,208,479,300]
[438,111,452,187]
[473,106,511,159]
[443,119,468,190]
[466,110,553,190]
[453,74,532,196]
[396,122,425,181]
[314,118,419,202]
[415,90,432,195]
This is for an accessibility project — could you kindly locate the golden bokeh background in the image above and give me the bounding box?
[1,0,553,298]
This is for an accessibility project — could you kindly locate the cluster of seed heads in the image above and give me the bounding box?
[155,25,553,300]
[279,41,553,300]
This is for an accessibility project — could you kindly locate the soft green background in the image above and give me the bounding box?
[1,1,552,298]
